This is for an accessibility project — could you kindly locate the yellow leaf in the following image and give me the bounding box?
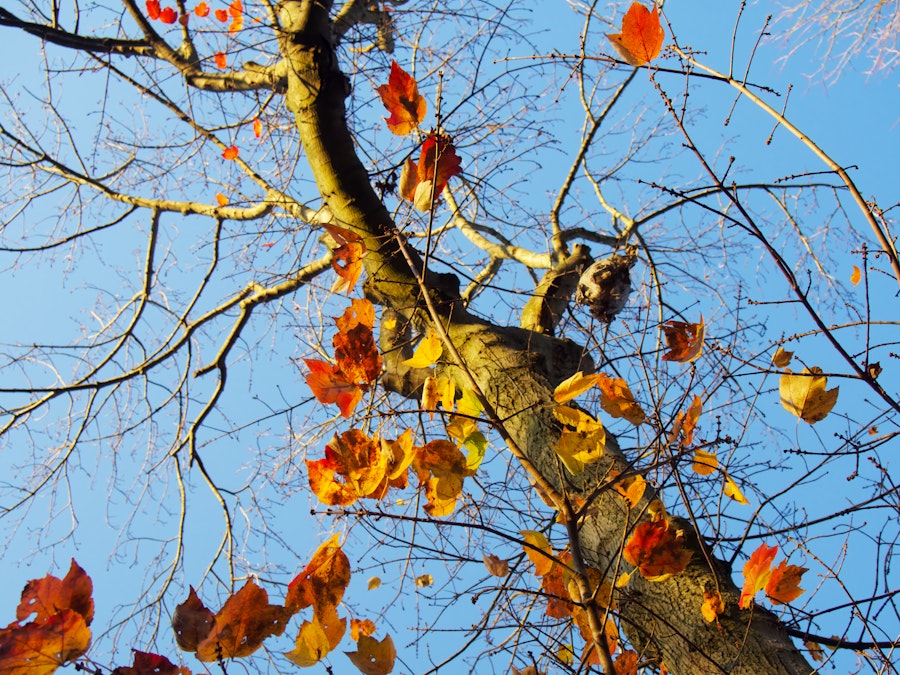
[772,347,793,368]
[558,644,575,665]
[401,330,442,368]
[553,371,600,403]
[615,571,631,588]
[553,405,604,433]
[723,474,749,505]
[521,530,554,577]
[367,577,381,590]
[415,574,433,587]
[692,449,718,476]
[421,376,454,418]
[779,367,839,423]
[701,589,725,623]
[457,386,483,417]
[285,619,332,667]
[555,427,605,475]
[615,474,646,508]
[346,634,396,675]
[850,265,861,285]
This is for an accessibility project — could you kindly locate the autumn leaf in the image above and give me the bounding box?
[595,373,646,425]
[194,581,290,661]
[413,439,473,516]
[286,534,352,619]
[215,193,228,206]
[692,448,718,476]
[850,265,861,285]
[740,542,778,609]
[346,634,396,675]
[376,61,426,135]
[351,618,376,640]
[553,371,600,403]
[0,609,92,675]
[304,359,363,418]
[701,589,725,623]
[307,429,389,505]
[367,577,381,591]
[17,559,94,626]
[623,517,692,581]
[606,2,664,66]
[415,574,433,588]
[483,553,509,577]
[222,145,239,160]
[402,329,442,368]
[331,238,366,293]
[780,367,839,423]
[553,407,605,475]
[214,8,227,21]
[521,530,555,577]
[284,619,331,667]
[214,51,226,69]
[422,375,454,417]
[723,474,749,505]
[159,6,178,23]
[805,640,826,663]
[146,0,161,20]
[252,117,262,138]
[614,650,639,675]
[334,297,376,332]
[662,316,704,363]
[399,135,463,210]
[383,429,416,485]
[112,651,191,675]
[765,560,807,605]
[772,347,794,368]
[333,323,381,385]
[614,473,646,508]
[194,2,209,17]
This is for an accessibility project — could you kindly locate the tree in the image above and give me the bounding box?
[0,1,897,674]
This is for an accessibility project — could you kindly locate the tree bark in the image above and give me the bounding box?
[277,2,814,672]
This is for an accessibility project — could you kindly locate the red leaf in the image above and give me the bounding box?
[622,517,691,581]
[376,61,427,136]
[159,6,178,24]
[222,145,239,160]
[112,650,192,675]
[178,12,189,26]
[214,51,227,69]
[400,134,462,210]
[17,559,94,626]
[194,2,210,17]
[765,560,808,605]
[214,8,228,21]
[606,2,665,66]
[146,0,161,20]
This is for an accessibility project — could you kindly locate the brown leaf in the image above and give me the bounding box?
[662,316,704,363]
[346,634,396,675]
[195,581,290,661]
[172,587,214,652]
[482,553,509,577]
[286,534,352,619]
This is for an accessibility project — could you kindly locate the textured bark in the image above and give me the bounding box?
[277,2,814,672]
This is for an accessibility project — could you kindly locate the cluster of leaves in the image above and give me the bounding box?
[145,0,243,32]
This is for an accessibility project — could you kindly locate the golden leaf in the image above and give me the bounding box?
[780,367,839,423]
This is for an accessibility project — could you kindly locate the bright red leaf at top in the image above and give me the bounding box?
[194,581,290,661]
[214,8,228,21]
[253,117,262,138]
[146,0,161,20]
[376,61,427,136]
[159,6,178,23]
[399,134,462,211]
[112,650,192,675]
[222,145,239,160]
[214,51,227,69]
[194,2,210,17]
[606,2,665,66]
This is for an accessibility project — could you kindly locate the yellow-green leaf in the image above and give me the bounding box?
[402,330,442,368]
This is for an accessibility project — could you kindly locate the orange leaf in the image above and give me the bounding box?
[765,560,807,605]
[376,61,426,135]
[214,51,226,69]
[351,618,376,640]
[399,135,462,210]
[662,315,704,363]
[172,587,214,652]
[286,534,352,618]
[414,440,472,516]
[334,297,376,332]
[850,265,861,285]
[0,609,91,675]
[701,589,725,623]
[521,530,555,577]
[673,394,702,446]
[311,429,389,504]
[606,2,665,66]
[113,651,192,675]
[623,517,691,581]
[331,241,366,294]
[303,359,363,418]
[739,542,778,609]
[146,0,161,20]
[421,375,454,418]
[194,2,209,17]
[222,145,239,160]
[17,559,94,626]
[614,473,646,508]
[595,373,646,425]
[228,0,242,17]
[333,323,381,385]
[215,193,228,206]
[195,581,290,661]
[159,6,178,23]
[346,634,396,675]
[252,117,262,138]
[214,8,228,21]
[691,448,718,476]
[614,650,639,675]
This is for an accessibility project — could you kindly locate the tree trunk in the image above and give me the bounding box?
[277,2,814,672]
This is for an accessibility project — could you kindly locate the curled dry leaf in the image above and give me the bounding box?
[850,265,861,285]
[780,367,839,423]
[351,618,376,640]
[723,474,749,505]
[662,316,704,363]
[376,61,426,135]
[415,574,433,588]
[772,347,794,368]
[399,135,462,210]
[482,553,509,577]
[606,2,665,66]
[17,559,94,626]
